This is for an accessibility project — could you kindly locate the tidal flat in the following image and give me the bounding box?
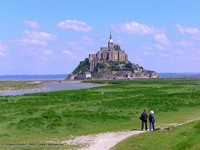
[0,80,102,96]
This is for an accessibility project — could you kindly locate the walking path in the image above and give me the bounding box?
[62,130,146,150]
[62,118,200,150]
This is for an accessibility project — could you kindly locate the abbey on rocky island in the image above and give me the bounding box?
[67,32,158,80]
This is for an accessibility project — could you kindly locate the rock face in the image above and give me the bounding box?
[67,33,158,80]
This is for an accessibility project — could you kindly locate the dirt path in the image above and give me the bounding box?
[167,117,200,127]
[62,130,146,150]
[61,118,200,150]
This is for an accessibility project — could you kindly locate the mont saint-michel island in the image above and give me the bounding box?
[67,33,158,80]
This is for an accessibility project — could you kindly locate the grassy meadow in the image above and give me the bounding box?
[113,120,200,150]
[0,79,200,149]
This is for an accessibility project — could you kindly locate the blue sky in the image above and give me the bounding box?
[1,0,200,75]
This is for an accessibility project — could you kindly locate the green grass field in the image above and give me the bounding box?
[113,120,200,150]
[0,79,200,149]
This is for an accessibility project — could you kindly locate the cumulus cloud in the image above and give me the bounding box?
[67,41,82,50]
[23,20,40,29]
[154,33,170,46]
[82,36,94,45]
[153,44,165,50]
[113,21,158,35]
[143,45,154,50]
[176,24,200,40]
[16,31,57,46]
[57,20,92,32]
[115,37,127,44]
[18,39,47,46]
[0,41,7,57]
[23,31,57,40]
[177,40,194,47]
[62,50,74,58]
[67,41,79,47]
[176,24,199,35]
[153,33,171,50]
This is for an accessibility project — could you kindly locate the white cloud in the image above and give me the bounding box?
[34,49,53,62]
[18,39,47,46]
[62,50,74,58]
[177,40,194,47]
[57,20,92,32]
[176,24,199,35]
[153,33,171,50]
[115,37,127,44]
[82,36,94,45]
[143,45,153,50]
[67,41,80,47]
[0,41,7,57]
[154,43,166,50]
[67,41,82,50]
[154,33,170,46]
[113,21,157,35]
[176,24,200,40]
[23,31,57,40]
[16,31,57,46]
[23,20,40,29]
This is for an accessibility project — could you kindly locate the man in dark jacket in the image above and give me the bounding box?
[140,109,148,130]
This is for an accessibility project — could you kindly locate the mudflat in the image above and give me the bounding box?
[0,80,101,96]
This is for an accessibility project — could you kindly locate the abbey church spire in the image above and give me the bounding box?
[108,30,114,50]
[108,30,113,44]
[110,30,112,40]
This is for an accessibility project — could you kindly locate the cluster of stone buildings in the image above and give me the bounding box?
[67,33,158,80]
[89,33,128,72]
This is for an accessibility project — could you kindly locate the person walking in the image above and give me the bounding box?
[149,110,155,131]
[140,109,148,130]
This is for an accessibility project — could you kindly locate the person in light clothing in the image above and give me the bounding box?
[149,111,155,131]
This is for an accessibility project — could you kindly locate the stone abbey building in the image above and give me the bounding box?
[89,33,128,72]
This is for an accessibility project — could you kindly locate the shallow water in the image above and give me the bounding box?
[0,81,101,96]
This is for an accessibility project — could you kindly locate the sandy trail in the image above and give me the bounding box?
[61,118,200,150]
[62,130,146,150]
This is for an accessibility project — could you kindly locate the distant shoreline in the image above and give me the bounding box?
[1,73,200,81]
[158,73,200,78]
[0,74,68,81]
